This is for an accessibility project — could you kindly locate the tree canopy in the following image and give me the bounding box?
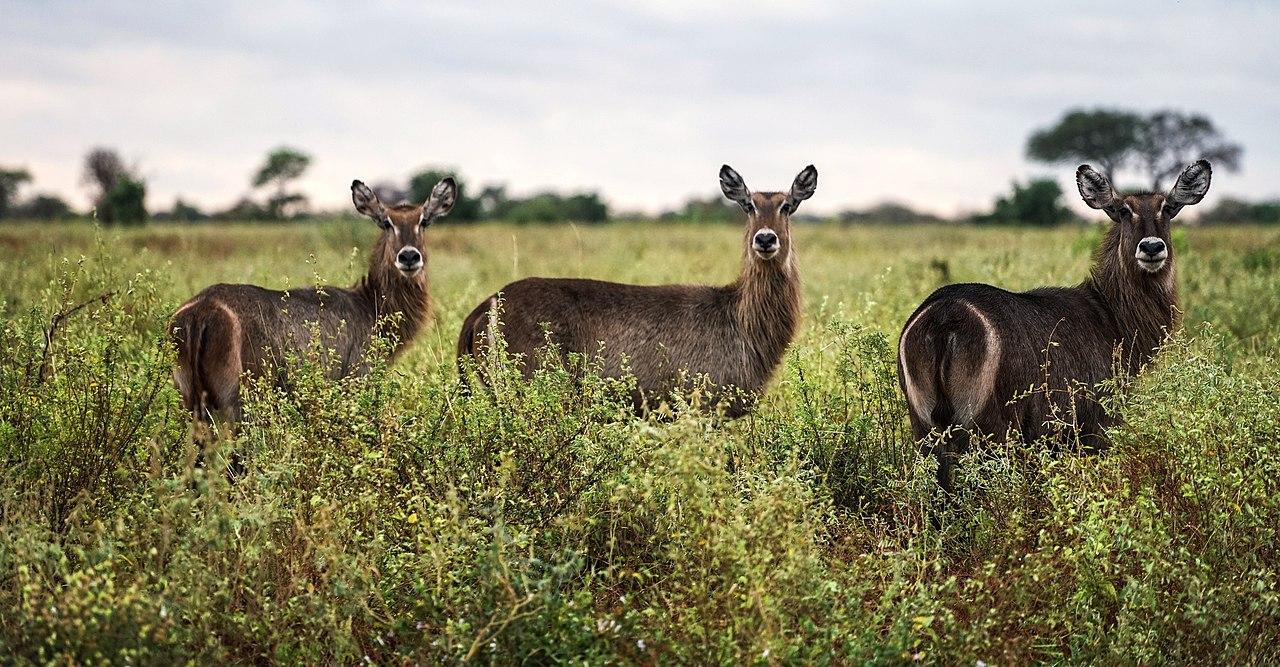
[0,167,32,219]
[979,179,1074,226]
[408,169,480,221]
[82,148,147,224]
[253,147,312,219]
[1028,108,1242,191]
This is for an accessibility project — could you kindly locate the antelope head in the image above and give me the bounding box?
[351,178,458,279]
[1077,160,1211,275]
[720,164,817,263]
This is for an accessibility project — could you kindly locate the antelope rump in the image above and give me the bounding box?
[169,177,458,426]
[897,160,1212,489]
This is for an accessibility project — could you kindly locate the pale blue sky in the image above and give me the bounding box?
[2,1,1277,215]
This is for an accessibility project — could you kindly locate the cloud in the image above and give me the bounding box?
[1,0,1277,215]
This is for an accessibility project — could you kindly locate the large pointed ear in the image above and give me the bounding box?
[719,165,753,213]
[351,180,389,228]
[1163,159,1212,219]
[787,164,818,211]
[421,177,457,226]
[1076,165,1122,215]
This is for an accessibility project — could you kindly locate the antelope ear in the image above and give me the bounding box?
[787,164,818,211]
[719,165,753,213]
[421,177,457,225]
[351,180,389,228]
[1163,159,1212,219]
[1076,165,1121,215]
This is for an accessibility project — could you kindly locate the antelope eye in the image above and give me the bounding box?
[780,203,792,215]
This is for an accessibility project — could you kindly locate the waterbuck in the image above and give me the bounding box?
[170,178,457,425]
[897,160,1211,489]
[457,164,817,416]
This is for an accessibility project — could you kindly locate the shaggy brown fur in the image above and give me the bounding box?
[898,160,1212,489]
[457,165,817,417]
[170,178,457,425]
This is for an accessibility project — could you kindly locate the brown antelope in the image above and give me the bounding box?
[898,160,1211,490]
[170,178,457,426]
[457,164,817,416]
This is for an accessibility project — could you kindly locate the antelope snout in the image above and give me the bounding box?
[753,229,780,258]
[396,246,424,273]
[1134,237,1168,272]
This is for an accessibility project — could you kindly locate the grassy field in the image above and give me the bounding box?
[2,219,1279,663]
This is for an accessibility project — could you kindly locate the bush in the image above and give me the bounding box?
[1,223,1278,662]
[99,176,148,225]
[980,178,1075,226]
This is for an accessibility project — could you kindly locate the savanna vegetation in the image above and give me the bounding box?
[2,219,1279,663]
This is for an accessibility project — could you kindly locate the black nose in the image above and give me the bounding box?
[1138,239,1166,256]
[754,232,778,248]
[397,248,422,265]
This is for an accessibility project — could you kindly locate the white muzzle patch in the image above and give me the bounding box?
[1134,236,1168,272]
[752,227,780,259]
[395,245,424,272]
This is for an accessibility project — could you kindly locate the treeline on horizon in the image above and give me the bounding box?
[2,108,1277,226]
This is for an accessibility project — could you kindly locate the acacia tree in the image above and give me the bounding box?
[1132,111,1242,191]
[408,168,480,221]
[252,147,312,219]
[82,148,147,225]
[1028,108,1242,190]
[0,167,32,219]
[1027,109,1141,183]
[83,148,126,196]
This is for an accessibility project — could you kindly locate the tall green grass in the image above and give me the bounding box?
[1,221,1278,663]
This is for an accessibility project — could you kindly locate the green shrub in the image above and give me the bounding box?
[2,222,1278,663]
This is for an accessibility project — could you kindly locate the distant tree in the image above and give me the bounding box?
[839,202,943,225]
[562,193,608,222]
[982,179,1073,226]
[504,194,559,223]
[83,148,146,224]
[408,168,480,221]
[1028,109,1142,183]
[103,176,148,225]
[477,185,510,218]
[252,147,311,219]
[371,182,408,206]
[505,192,609,223]
[0,167,32,218]
[82,148,127,197]
[216,197,268,220]
[1199,197,1280,225]
[668,194,738,223]
[1132,111,1242,191]
[169,198,206,222]
[1029,108,1243,191]
[17,194,74,220]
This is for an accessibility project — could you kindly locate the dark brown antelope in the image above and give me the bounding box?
[457,164,817,416]
[898,160,1211,490]
[170,178,457,426]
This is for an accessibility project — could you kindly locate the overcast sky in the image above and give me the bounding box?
[2,1,1277,216]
